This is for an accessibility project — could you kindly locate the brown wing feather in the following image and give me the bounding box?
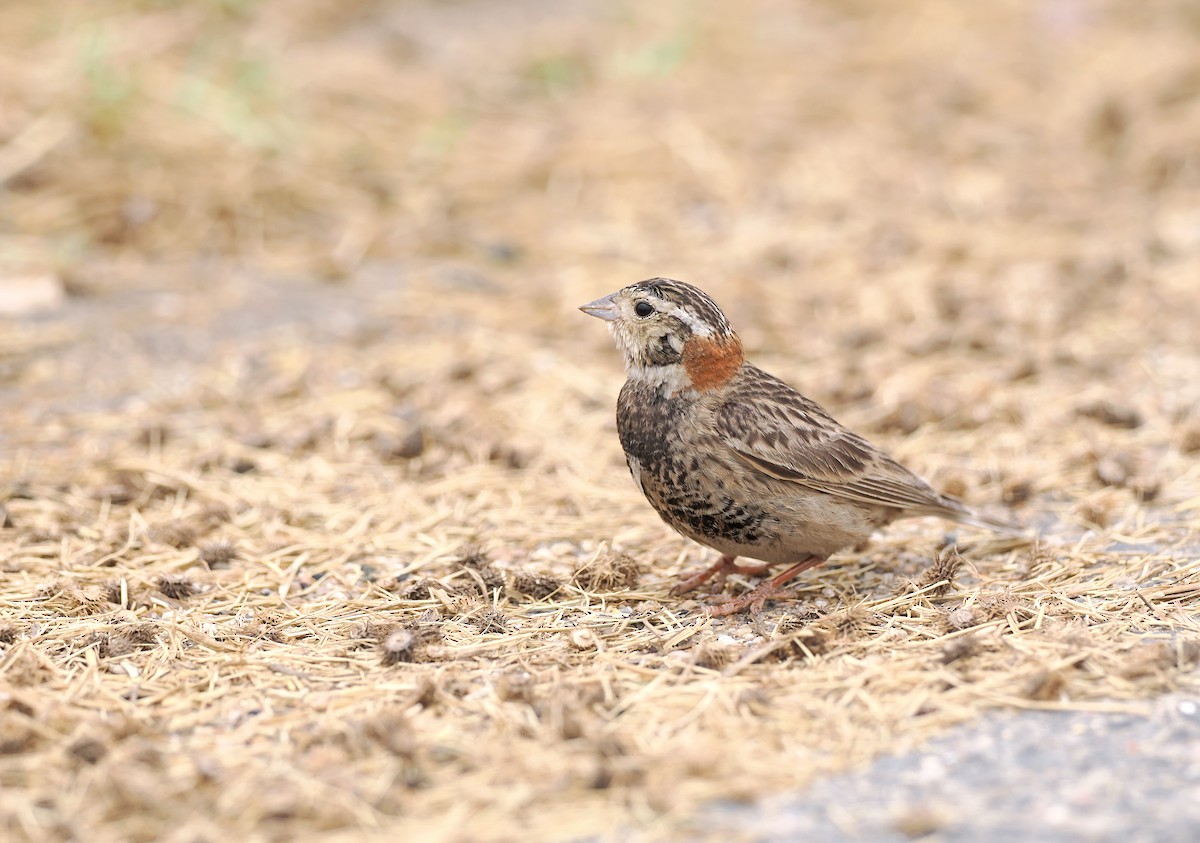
[715,365,966,516]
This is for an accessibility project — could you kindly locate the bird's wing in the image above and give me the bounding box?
[714,367,963,515]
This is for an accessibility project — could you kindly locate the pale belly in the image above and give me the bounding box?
[626,454,888,564]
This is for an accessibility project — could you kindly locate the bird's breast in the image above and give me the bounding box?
[616,379,692,462]
[615,379,774,549]
[626,455,646,496]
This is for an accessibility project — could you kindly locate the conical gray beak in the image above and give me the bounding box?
[579,293,619,321]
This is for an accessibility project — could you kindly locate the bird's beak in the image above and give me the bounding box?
[579,293,620,321]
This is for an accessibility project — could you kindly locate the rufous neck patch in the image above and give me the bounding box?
[682,334,744,391]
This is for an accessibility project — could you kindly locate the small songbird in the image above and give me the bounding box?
[580,278,1022,616]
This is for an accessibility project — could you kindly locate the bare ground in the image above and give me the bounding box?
[2,1,1200,841]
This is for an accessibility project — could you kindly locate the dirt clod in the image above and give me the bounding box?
[199,540,238,568]
[572,551,641,592]
[379,623,444,665]
[1077,400,1143,429]
[157,574,197,599]
[512,573,562,600]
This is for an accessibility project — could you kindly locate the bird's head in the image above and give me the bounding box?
[580,278,744,394]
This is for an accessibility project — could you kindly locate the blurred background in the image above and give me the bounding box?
[3,0,1197,312]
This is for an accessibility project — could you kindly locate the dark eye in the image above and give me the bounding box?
[634,301,654,318]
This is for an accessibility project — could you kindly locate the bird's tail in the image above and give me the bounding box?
[918,497,1030,540]
[949,501,1031,539]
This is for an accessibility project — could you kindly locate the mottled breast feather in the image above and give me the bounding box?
[617,377,771,549]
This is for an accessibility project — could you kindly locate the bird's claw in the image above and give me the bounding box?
[700,583,795,617]
[671,556,773,596]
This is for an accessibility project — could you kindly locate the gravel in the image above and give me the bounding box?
[695,695,1200,843]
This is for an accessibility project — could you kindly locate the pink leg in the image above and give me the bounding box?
[702,555,826,616]
[669,554,773,597]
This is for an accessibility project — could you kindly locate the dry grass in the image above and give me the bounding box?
[3,0,1200,841]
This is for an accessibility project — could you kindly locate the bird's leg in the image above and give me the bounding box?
[669,555,773,596]
[701,555,826,616]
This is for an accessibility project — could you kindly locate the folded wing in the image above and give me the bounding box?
[715,368,967,518]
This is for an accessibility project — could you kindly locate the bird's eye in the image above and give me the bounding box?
[634,301,654,318]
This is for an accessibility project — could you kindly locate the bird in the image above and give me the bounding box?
[580,278,1023,616]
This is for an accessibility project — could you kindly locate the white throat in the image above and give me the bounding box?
[627,362,696,399]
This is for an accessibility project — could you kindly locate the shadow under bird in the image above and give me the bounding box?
[581,278,1023,616]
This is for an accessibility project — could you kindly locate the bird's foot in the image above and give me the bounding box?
[701,581,795,616]
[697,554,826,616]
[669,555,773,596]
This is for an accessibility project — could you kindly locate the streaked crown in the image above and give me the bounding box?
[627,278,734,339]
[580,278,744,393]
